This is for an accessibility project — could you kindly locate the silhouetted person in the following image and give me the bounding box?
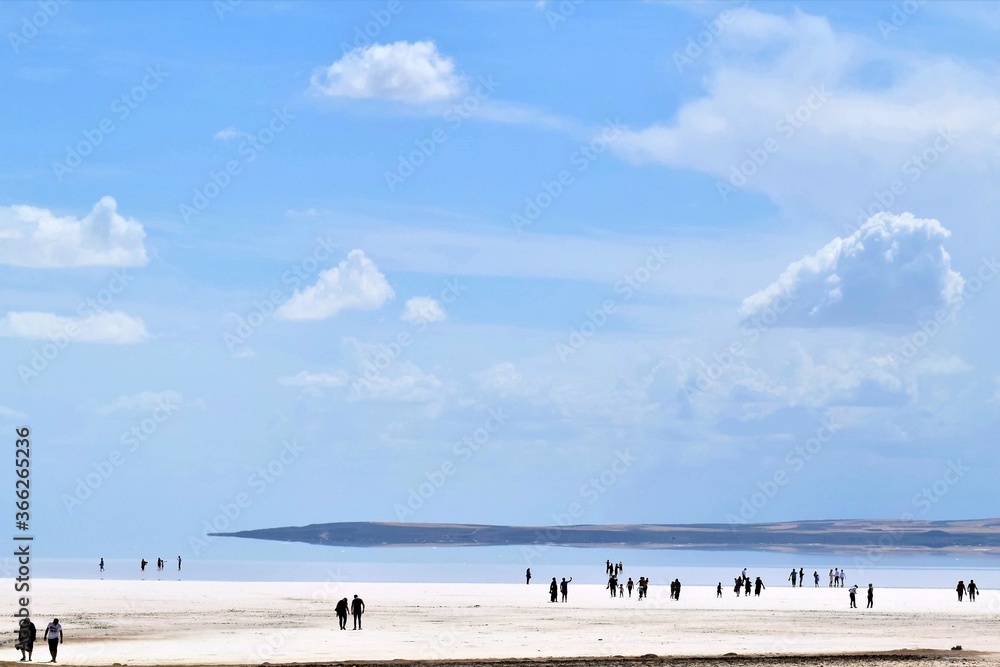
[867,583,874,608]
[754,577,765,596]
[140,559,147,572]
[335,597,349,630]
[550,577,558,602]
[560,577,572,602]
[788,569,797,586]
[17,616,36,662]
[608,575,618,598]
[849,584,858,608]
[734,578,741,596]
[626,578,634,597]
[798,568,804,588]
[957,580,966,601]
[813,571,819,587]
[351,595,365,629]
[717,582,722,597]
[99,558,104,573]
[606,560,612,575]
[525,568,531,585]
[672,578,681,600]
[968,580,978,601]
[744,577,751,596]
[177,556,182,571]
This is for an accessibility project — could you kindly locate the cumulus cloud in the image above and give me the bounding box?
[740,212,964,327]
[610,8,1000,214]
[310,40,466,103]
[0,196,147,267]
[276,249,394,320]
[97,390,199,415]
[279,370,350,388]
[401,296,446,324]
[0,311,149,344]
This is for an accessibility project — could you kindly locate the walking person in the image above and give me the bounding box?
[754,577,765,597]
[968,580,978,601]
[335,598,349,630]
[560,577,572,602]
[44,618,62,663]
[849,584,858,609]
[17,616,36,662]
[717,582,723,598]
[350,594,365,630]
[788,569,797,587]
[957,580,966,601]
[867,583,874,609]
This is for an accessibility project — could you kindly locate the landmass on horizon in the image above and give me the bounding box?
[211,518,1000,554]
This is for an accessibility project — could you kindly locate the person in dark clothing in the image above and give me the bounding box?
[17,617,36,662]
[99,558,104,573]
[525,568,531,585]
[734,578,741,596]
[350,595,365,630]
[788,569,797,586]
[560,577,572,602]
[957,581,966,601]
[140,559,147,572]
[754,577,765,596]
[606,560,612,575]
[968,580,978,601]
[626,578,634,597]
[744,577,751,596]
[335,598,349,630]
[867,584,874,608]
[849,584,858,608]
[673,579,681,601]
[798,568,804,588]
[717,582,723,598]
[44,618,62,663]
[549,577,558,602]
[608,575,618,598]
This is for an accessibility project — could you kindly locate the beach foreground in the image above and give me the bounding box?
[8,579,999,665]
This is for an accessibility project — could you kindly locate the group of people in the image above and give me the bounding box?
[957,580,979,601]
[786,567,821,587]
[135,557,181,572]
[847,583,875,608]
[548,577,573,602]
[333,595,366,629]
[15,617,62,663]
[829,568,847,587]
[727,569,766,597]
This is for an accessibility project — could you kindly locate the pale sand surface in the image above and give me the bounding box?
[8,579,999,665]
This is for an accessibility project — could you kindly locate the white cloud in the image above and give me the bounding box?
[351,363,445,403]
[0,311,149,344]
[0,196,147,267]
[401,296,446,324]
[740,212,964,328]
[214,127,250,141]
[0,406,27,420]
[279,370,350,388]
[310,40,466,103]
[98,390,190,415]
[276,249,394,320]
[610,8,1000,216]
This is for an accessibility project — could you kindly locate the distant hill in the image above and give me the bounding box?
[211,518,1000,554]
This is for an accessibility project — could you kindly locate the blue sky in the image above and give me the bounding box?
[2,0,1000,562]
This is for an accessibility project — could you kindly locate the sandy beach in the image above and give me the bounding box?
[5,579,998,665]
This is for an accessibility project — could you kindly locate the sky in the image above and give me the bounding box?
[2,0,1000,564]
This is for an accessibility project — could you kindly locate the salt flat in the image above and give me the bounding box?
[15,579,1000,665]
